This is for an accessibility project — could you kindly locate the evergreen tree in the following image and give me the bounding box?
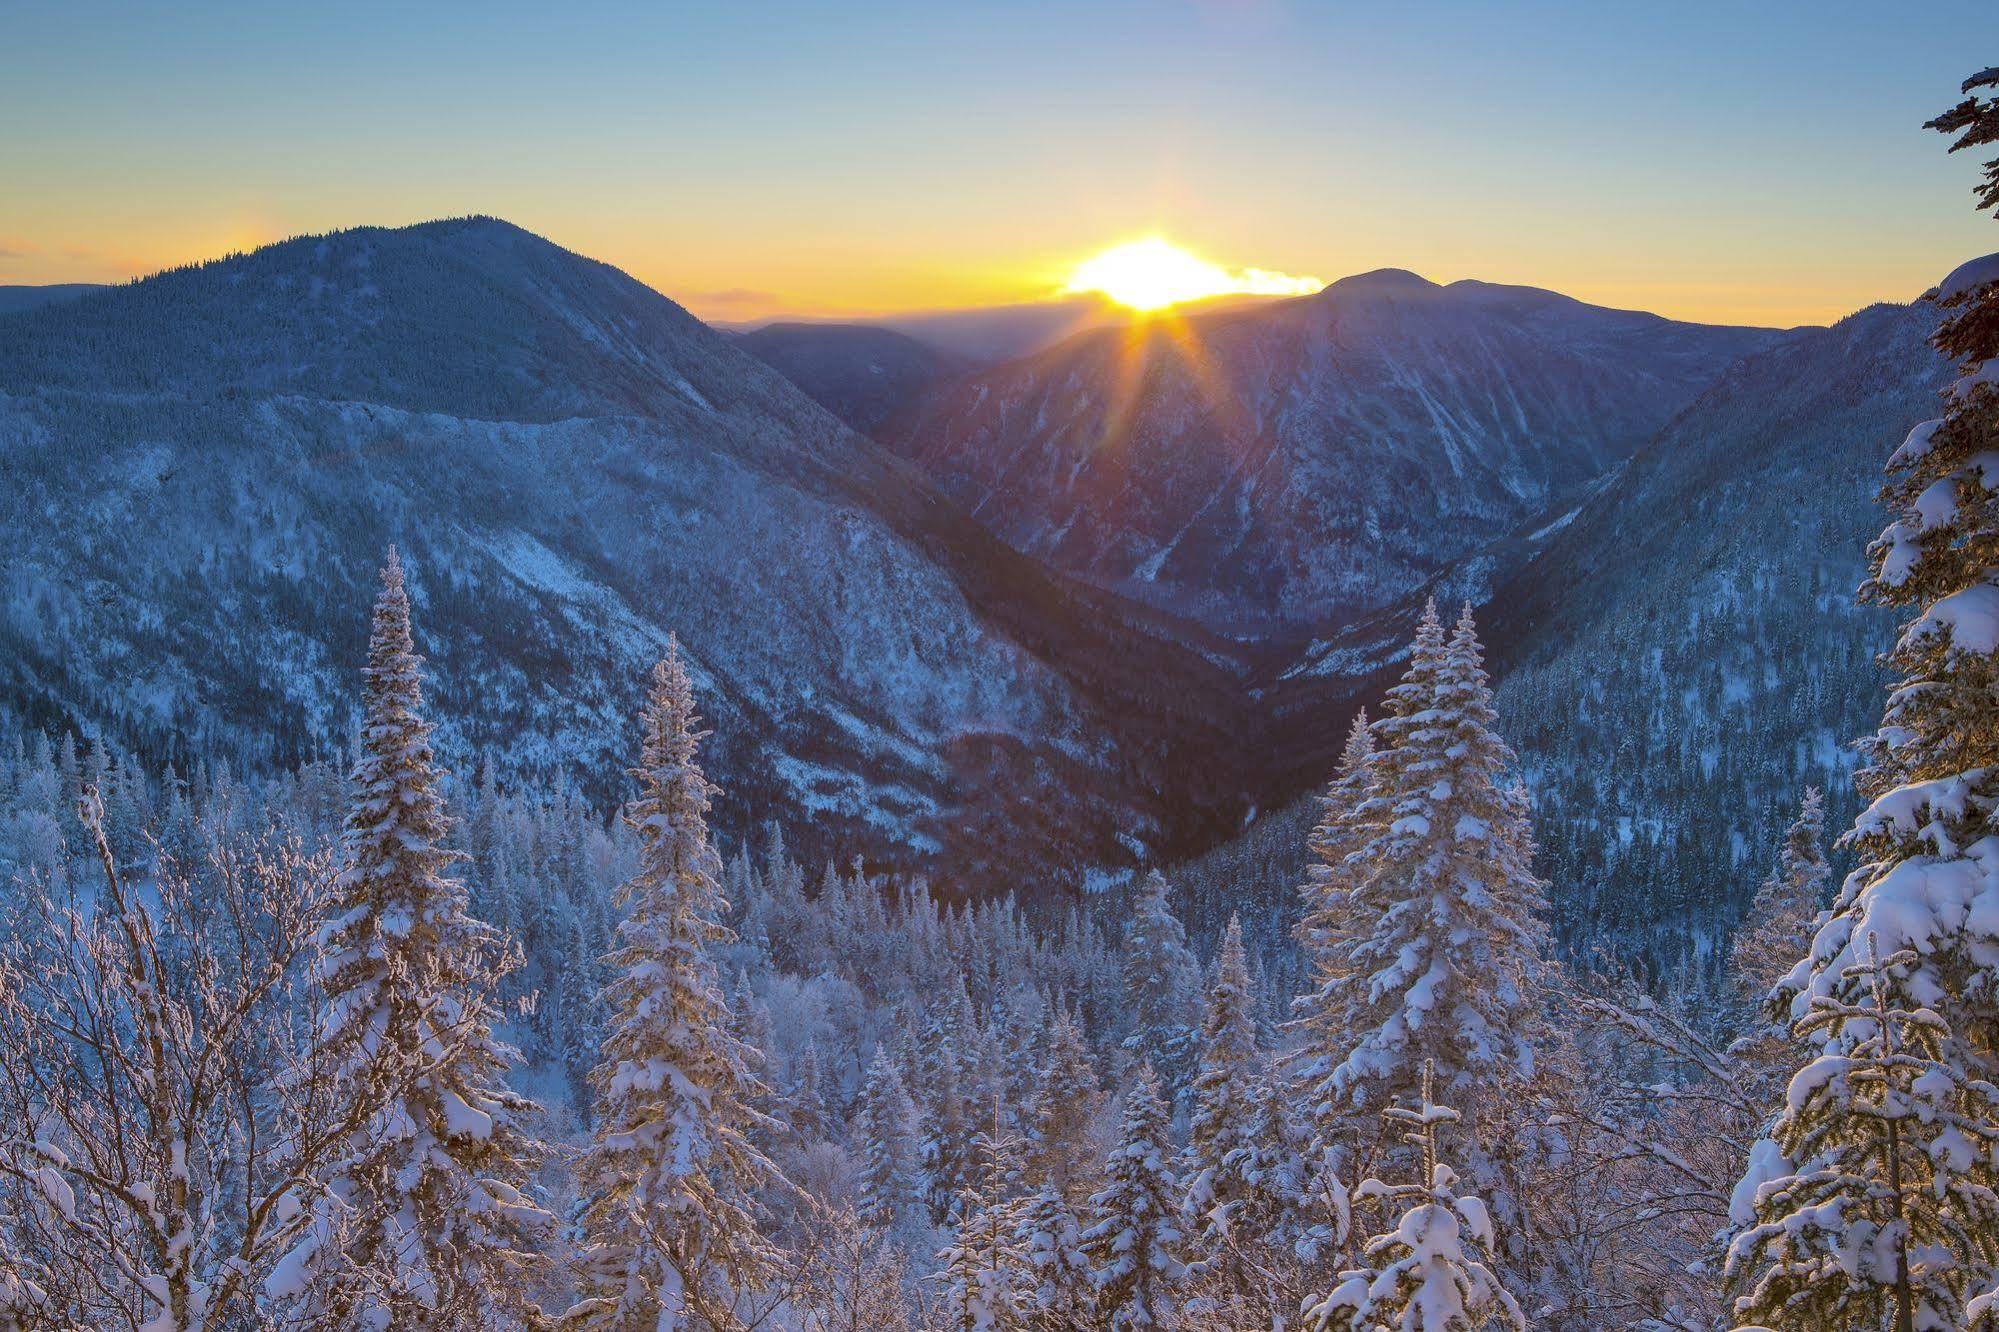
[1293,708,1377,1067]
[1183,915,1261,1233]
[1026,1002,1101,1196]
[1974,1283,1999,1331]
[936,1103,1028,1332]
[917,980,978,1221]
[1305,1065,1524,1332]
[1723,78,1999,1332]
[1083,1067,1184,1331]
[856,1047,922,1236]
[1013,1184,1092,1331]
[1804,68,1999,1096]
[789,1043,830,1144]
[569,644,776,1331]
[289,548,548,1329]
[559,914,602,1119]
[1118,871,1201,1093]
[1301,602,1550,1148]
[1730,787,1830,1009]
[1725,943,1999,1332]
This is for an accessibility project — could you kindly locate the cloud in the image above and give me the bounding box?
[681,287,781,310]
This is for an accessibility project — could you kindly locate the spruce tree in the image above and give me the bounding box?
[290,548,548,1329]
[1026,1002,1101,1196]
[1014,1183,1092,1331]
[569,643,776,1331]
[917,979,978,1221]
[1724,75,1999,1331]
[1725,944,1999,1331]
[1083,1066,1185,1331]
[1293,708,1377,1048]
[856,1046,922,1236]
[1303,602,1550,1148]
[1807,67,1999,1091]
[1118,870,1202,1093]
[1183,915,1260,1234]
[936,1103,1028,1332]
[1306,1065,1524,1332]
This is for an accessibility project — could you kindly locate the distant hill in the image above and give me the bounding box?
[0,284,101,315]
[731,322,967,437]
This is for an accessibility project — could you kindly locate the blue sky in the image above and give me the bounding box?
[2,0,1994,323]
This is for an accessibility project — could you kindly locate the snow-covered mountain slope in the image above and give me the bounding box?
[731,321,967,437]
[893,270,1785,633]
[0,218,1261,886]
[1244,297,1951,973]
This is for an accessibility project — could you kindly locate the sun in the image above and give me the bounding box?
[1061,236,1321,312]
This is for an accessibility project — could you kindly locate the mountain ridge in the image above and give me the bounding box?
[0,217,1265,891]
[886,271,1788,633]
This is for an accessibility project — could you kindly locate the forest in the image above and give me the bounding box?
[1,55,1998,1332]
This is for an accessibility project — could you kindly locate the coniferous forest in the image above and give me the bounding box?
[2,50,1999,1332]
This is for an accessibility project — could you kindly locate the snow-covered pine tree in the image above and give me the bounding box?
[560,914,604,1120]
[289,548,549,1329]
[856,1046,923,1236]
[569,643,777,1331]
[936,1102,1028,1332]
[1083,1065,1185,1331]
[1803,70,1999,1076]
[1303,601,1550,1150]
[918,979,978,1221]
[1292,709,1376,1058]
[789,1042,830,1143]
[1014,1183,1092,1331]
[1026,1001,1101,1196]
[1725,942,1999,1332]
[1183,914,1261,1236]
[1727,788,1832,1102]
[1119,870,1202,1093]
[1722,78,1999,1332]
[1305,1064,1524,1332]
[1182,915,1325,1321]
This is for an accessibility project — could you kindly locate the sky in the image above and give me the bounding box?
[2,0,1996,327]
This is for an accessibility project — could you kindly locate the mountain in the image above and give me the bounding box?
[0,284,101,316]
[892,270,1786,633]
[1231,294,1952,976]
[731,321,967,436]
[872,299,1114,363]
[0,217,1263,888]
[1481,298,1947,971]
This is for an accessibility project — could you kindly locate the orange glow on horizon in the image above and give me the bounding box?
[1061,236,1322,311]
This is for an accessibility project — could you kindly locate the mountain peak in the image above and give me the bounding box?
[1324,267,1441,296]
[0,216,776,426]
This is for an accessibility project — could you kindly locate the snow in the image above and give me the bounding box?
[1527,506,1581,541]
[1932,251,1999,302]
[1903,578,1999,654]
[440,1087,496,1140]
[1890,417,1945,467]
[1728,1138,1790,1227]
[32,1166,76,1220]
